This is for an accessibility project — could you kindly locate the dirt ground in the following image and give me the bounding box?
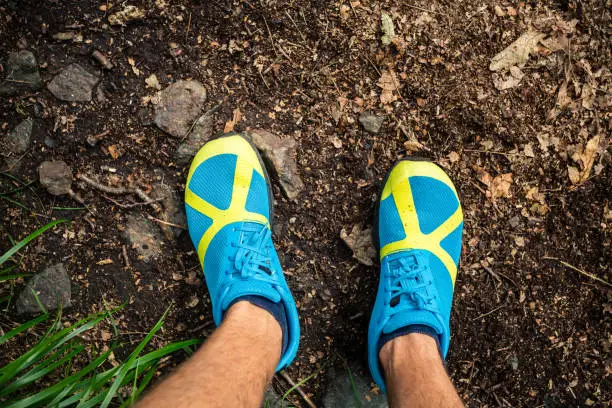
[1,0,610,406]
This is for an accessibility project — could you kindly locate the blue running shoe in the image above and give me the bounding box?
[185,133,300,371]
[368,159,463,392]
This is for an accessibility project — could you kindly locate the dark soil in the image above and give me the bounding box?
[1,0,610,406]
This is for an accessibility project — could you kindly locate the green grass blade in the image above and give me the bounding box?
[0,314,48,346]
[100,308,171,408]
[0,194,29,211]
[2,344,85,395]
[281,370,319,402]
[0,274,32,281]
[5,349,113,408]
[0,219,67,266]
[0,311,104,387]
[1,264,18,275]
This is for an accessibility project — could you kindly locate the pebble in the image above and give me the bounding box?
[0,50,42,96]
[15,263,72,315]
[247,130,304,200]
[38,160,72,195]
[154,80,207,138]
[123,215,163,262]
[152,184,187,238]
[359,112,385,134]
[5,117,33,154]
[175,108,215,165]
[47,63,99,102]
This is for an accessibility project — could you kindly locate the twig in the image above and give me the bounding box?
[277,371,317,408]
[260,7,278,57]
[543,257,611,287]
[406,3,446,17]
[347,0,358,17]
[122,245,130,268]
[185,12,192,42]
[463,149,519,157]
[78,174,161,212]
[472,305,505,321]
[102,194,162,208]
[147,215,186,230]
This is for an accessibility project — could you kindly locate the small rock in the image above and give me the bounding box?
[340,225,377,266]
[359,112,384,134]
[154,80,207,138]
[47,63,99,102]
[5,117,33,154]
[0,50,42,96]
[324,361,388,408]
[247,130,305,200]
[123,215,163,262]
[15,263,71,315]
[509,354,519,371]
[152,184,187,238]
[175,109,215,165]
[38,160,72,195]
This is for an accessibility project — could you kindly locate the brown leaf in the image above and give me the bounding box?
[472,165,492,187]
[340,225,376,266]
[490,173,513,199]
[568,135,602,185]
[489,30,546,71]
[377,69,399,105]
[223,108,242,133]
[107,144,120,159]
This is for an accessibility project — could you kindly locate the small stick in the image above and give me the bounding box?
[277,371,317,408]
[86,129,110,146]
[260,6,279,57]
[102,194,162,208]
[78,174,161,212]
[472,305,505,321]
[122,245,130,268]
[186,12,192,42]
[406,3,446,17]
[543,257,611,287]
[147,215,186,230]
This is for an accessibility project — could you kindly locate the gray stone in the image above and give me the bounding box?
[38,160,72,195]
[0,51,42,96]
[5,117,33,154]
[123,215,163,262]
[175,109,215,165]
[247,130,304,200]
[323,361,388,408]
[152,184,187,238]
[359,112,385,134]
[47,63,99,102]
[154,80,207,138]
[16,263,71,315]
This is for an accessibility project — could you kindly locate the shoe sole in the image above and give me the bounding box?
[206,132,275,227]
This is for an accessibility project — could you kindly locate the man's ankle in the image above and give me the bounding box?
[379,332,442,371]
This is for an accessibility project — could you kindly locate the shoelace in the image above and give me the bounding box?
[228,223,277,285]
[386,254,444,327]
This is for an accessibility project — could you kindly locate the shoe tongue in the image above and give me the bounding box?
[383,309,443,335]
[221,280,281,311]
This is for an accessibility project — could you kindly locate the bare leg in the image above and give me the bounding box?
[137,301,281,408]
[380,333,464,408]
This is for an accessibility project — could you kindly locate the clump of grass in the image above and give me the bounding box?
[1,219,200,406]
[0,307,200,407]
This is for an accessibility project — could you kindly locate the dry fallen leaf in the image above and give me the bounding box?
[145,74,161,90]
[97,258,114,265]
[490,173,513,200]
[223,108,242,133]
[340,225,377,266]
[493,66,525,90]
[568,135,602,185]
[108,5,145,26]
[127,57,141,76]
[377,69,399,105]
[581,82,595,110]
[490,30,546,71]
[472,164,493,187]
[107,144,120,159]
[547,79,572,120]
[381,12,395,45]
[448,151,460,163]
